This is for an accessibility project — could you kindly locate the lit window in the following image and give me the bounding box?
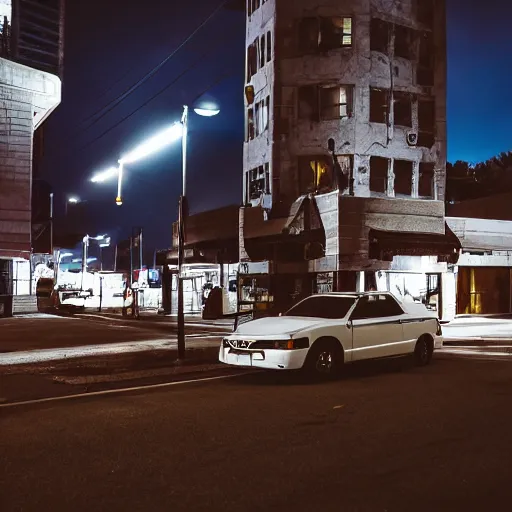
[299,85,353,121]
[319,86,352,119]
[298,16,353,54]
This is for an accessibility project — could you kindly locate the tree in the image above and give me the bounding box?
[446,151,512,203]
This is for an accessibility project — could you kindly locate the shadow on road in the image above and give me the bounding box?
[228,355,421,387]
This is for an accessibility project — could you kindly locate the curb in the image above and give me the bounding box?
[443,338,512,346]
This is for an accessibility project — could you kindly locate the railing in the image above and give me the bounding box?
[0,0,63,77]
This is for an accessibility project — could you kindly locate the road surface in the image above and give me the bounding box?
[1,353,511,511]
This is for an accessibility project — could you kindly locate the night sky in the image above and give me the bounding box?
[41,0,511,255]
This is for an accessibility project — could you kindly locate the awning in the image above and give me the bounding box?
[172,205,240,249]
[368,223,461,263]
[242,195,325,261]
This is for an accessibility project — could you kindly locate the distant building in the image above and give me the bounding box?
[0,0,64,311]
[238,0,459,316]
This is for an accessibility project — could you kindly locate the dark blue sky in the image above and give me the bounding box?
[41,0,511,252]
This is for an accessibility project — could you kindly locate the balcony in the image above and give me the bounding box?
[0,0,63,77]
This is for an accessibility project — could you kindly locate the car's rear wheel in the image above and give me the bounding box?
[304,339,344,378]
[414,335,433,366]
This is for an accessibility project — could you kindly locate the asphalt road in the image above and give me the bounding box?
[2,354,512,511]
[0,314,227,353]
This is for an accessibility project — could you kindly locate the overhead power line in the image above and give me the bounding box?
[76,0,229,135]
[77,42,238,155]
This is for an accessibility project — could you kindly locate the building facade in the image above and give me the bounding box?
[239,0,458,315]
[0,0,63,309]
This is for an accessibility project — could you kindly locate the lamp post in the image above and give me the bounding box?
[177,102,220,359]
[88,101,219,359]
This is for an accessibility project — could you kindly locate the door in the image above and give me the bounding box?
[349,295,404,361]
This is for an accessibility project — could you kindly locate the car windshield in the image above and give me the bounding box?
[284,295,356,319]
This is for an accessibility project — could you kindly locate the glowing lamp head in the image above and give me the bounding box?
[68,197,79,204]
[193,96,220,117]
[116,196,123,206]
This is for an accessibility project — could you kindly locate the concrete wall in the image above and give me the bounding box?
[314,192,444,271]
[0,58,61,260]
[243,0,446,210]
[242,0,447,269]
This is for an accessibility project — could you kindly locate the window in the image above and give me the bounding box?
[319,17,352,50]
[298,85,319,121]
[319,86,352,119]
[394,160,413,196]
[395,25,413,60]
[254,96,269,135]
[254,102,261,137]
[246,39,258,81]
[247,164,269,201]
[418,98,435,147]
[298,17,320,54]
[419,163,435,198]
[370,156,388,194]
[393,91,412,127]
[298,155,334,194]
[370,87,389,124]
[370,18,389,54]
[263,96,269,130]
[298,16,352,54]
[417,31,434,86]
[279,86,295,135]
[299,85,353,121]
[351,295,403,320]
[285,295,356,319]
[247,107,255,140]
[266,30,272,63]
[260,34,266,68]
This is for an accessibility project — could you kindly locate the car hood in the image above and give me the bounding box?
[234,316,326,336]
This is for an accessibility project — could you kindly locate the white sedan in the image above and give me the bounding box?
[220,292,443,377]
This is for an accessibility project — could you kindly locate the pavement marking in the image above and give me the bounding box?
[0,338,221,366]
[0,371,257,409]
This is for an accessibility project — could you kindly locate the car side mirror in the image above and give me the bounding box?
[346,320,352,329]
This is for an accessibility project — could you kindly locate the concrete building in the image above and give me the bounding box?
[238,0,459,316]
[0,0,63,313]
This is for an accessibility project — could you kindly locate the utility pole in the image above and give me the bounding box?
[139,227,143,270]
[177,105,188,360]
[49,192,54,255]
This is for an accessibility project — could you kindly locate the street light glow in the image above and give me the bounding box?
[68,197,79,203]
[119,122,183,165]
[91,166,119,183]
[193,107,220,117]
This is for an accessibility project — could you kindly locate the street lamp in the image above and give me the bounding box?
[87,102,219,358]
[177,103,220,359]
[89,123,183,207]
[65,196,80,216]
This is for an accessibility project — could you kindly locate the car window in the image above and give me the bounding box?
[351,295,403,320]
[285,296,356,319]
[381,296,404,316]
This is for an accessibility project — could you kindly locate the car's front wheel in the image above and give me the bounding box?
[304,339,344,378]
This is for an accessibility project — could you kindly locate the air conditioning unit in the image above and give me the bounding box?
[407,132,418,146]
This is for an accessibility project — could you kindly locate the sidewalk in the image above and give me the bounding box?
[442,316,512,344]
[73,310,235,332]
